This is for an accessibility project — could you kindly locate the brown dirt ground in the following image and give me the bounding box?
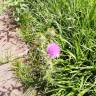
[0,10,29,96]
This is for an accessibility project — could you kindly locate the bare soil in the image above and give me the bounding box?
[0,11,29,96]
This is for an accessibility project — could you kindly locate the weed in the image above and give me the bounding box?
[6,0,96,95]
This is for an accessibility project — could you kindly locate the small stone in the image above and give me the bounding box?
[10,89,23,96]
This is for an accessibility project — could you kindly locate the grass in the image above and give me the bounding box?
[5,0,96,96]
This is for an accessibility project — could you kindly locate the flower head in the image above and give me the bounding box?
[47,43,60,59]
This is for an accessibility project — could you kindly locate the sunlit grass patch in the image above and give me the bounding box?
[7,0,96,95]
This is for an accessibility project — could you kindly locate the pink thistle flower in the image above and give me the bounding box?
[47,43,60,59]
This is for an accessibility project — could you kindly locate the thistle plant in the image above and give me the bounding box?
[7,0,96,96]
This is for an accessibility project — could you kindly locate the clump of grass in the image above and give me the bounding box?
[7,0,96,96]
